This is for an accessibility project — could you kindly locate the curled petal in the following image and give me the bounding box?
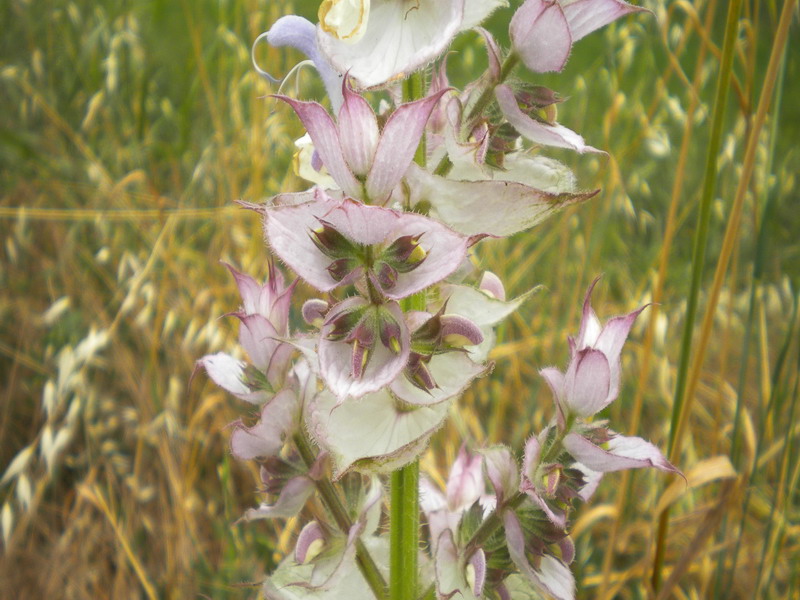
[302,521,365,591]
[479,445,519,506]
[479,271,506,301]
[440,282,538,361]
[520,434,566,529]
[495,84,602,153]
[302,298,330,327]
[440,315,484,347]
[434,530,482,600]
[510,0,573,73]
[521,434,542,489]
[559,536,576,565]
[446,446,484,513]
[563,432,681,475]
[540,367,567,426]
[257,16,344,110]
[573,461,604,502]
[295,521,326,564]
[467,548,487,597]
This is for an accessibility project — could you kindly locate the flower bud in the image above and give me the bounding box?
[440,315,484,349]
[374,262,399,290]
[326,257,359,282]
[324,304,368,341]
[405,353,436,391]
[346,319,377,379]
[516,84,563,110]
[381,233,427,273]
[377,311,403,355]
[309,218,357,258]
[295,521,326,564]
[302,298,330,328]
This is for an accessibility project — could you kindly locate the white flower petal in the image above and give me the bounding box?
[317,0,464,88]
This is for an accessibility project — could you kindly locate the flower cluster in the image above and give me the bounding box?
[201,2,674,599]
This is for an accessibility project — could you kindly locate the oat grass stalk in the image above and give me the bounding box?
[650,0,744,590]
[598,2,719,596]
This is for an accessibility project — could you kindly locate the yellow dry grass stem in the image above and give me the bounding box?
[77,484,158,600]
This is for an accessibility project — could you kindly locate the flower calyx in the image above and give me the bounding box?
[324,300,403,381]
[403,309,484,392]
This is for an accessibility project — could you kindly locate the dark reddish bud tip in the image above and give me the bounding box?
[309,219,356,258]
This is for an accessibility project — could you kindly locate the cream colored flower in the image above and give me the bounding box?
[319,0,370,43]
[317,0,508,89]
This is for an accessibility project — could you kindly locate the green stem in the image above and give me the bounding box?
[294,434,388,599]
[651,0,743,591]
[388,71,428,600]
[390,462,420,600]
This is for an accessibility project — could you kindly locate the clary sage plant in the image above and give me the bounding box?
[199,1,680,599]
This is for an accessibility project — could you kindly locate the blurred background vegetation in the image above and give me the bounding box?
[1,0,797,598]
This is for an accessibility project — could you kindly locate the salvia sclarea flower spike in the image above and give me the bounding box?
[194,2,673,599]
